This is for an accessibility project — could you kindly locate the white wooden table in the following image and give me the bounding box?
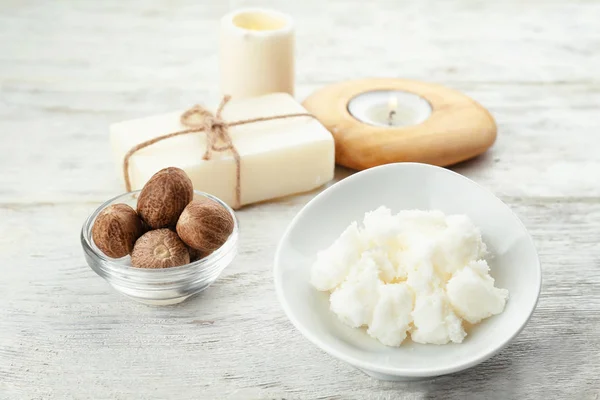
[1,1,599,398]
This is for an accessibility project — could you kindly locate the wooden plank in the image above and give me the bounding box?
[1,83,599,204]
[1,200,599,399]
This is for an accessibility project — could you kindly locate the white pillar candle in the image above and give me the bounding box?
[347,90,432,127]
[219,8,295,99]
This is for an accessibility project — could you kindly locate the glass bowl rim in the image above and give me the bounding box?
[81,189,239,278]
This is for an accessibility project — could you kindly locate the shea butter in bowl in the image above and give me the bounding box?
[274,162,541,381]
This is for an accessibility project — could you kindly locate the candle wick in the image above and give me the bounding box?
[388,110,396,126]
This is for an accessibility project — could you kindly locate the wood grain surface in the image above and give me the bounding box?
[1,0,599,399]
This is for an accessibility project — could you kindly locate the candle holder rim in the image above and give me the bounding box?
[222,7,294,36]
[345,89,434,128]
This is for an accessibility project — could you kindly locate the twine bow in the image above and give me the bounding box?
[123,95,315,209]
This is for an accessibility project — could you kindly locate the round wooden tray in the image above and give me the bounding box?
[302,78,497,170]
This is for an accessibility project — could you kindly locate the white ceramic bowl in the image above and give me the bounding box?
[274,163,541,381]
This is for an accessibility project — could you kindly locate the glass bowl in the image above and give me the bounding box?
[81,190,239,305]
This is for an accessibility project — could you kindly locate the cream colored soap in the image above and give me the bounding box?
[110,93,335,207]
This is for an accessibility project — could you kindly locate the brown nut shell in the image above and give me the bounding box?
[136,167,194,229]
[189,247,209,263]
[91,203,145,258]
[176,199,234,254]
[130,229,190,269]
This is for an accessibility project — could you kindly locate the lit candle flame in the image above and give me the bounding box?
[387,96,398,126]
[388,96,398,111]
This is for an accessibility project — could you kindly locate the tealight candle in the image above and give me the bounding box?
[220,8,295,99]
[347,90,432,127]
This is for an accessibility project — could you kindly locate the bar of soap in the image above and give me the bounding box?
[110,93,335,207]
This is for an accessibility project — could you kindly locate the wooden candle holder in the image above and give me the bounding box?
[302,78,496,170]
